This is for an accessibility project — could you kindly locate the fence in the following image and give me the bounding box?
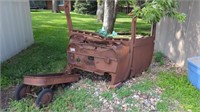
[155,0,200,68]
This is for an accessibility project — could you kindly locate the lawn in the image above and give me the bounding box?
[1,10,200,111]
[1,10,151,87]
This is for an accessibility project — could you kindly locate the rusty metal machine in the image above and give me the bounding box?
[15,2,156,107]
[65,2,156,87]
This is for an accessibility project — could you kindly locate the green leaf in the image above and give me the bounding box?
[131,0,186,23]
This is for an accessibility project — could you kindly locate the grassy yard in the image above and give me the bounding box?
[1,10,200,111]
[1,10,150,87]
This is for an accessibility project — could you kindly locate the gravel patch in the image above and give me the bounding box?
[68,57,185,111]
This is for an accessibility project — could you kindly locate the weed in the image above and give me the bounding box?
[156,100,170,111]
[131,79,154,92]
[116,86,132,98]
[125,98,136,104]
[83,78,94,86]
[101,91,113,100]
[154,51,164,65]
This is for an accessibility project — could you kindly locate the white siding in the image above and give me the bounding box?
[0,0,34,62]
[155,0,200,68]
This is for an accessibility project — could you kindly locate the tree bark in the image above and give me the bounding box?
[52,0,60,13]
[103,0,118,34]
[96,0,104,22]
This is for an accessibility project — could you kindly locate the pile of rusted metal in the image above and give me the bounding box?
[15,2,156,107]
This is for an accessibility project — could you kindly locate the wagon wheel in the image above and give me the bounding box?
[15,84,31,100]
[35,89,53,108]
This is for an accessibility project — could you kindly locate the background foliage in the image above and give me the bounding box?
[131,0,186,23]
[74,0,97,15]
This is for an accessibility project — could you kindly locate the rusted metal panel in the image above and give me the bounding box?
[20,1,156,88]
[64,1,156,87]
[67,31,131,85]
[130,38,154,77]
[24,73,79,86]
[130,23,156,77]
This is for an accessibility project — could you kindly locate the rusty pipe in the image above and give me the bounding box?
[64,1,73,36]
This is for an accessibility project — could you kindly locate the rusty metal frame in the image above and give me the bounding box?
[23,73,79,86]
[18,0,156,90]
[64,1,156,87]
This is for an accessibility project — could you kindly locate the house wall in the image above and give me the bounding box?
[47,1,65,11]
[46,0,74,11]
[155,0,200,68]
[47,1,52,9]
[0,0,34,62]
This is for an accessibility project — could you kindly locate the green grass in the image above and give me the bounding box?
[82,78,94,86]
[1,10,151,87]
[131,79,154,93]
[101,91,113,100]
[7,88,101,112]
[156,72,200,111]
[116,86,133,99]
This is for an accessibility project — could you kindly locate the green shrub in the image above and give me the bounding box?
[154,51,164,65]
[74,0,97,15]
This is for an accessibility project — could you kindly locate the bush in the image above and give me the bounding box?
[154,51,164,65]
[74,0,97,15]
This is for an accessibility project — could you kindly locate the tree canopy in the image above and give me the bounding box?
[131,0,186,23]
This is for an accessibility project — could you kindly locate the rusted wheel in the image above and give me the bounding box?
[15,84,31,100]
[35,89,53,107]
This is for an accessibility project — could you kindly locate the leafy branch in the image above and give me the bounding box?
[131,0,186,23]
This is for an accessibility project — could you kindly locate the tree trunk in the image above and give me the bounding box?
[103,0,118,34]
[52,0,60,13]
[96,0,104,22]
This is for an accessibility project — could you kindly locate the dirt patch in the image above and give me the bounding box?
[1,86,16,110]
